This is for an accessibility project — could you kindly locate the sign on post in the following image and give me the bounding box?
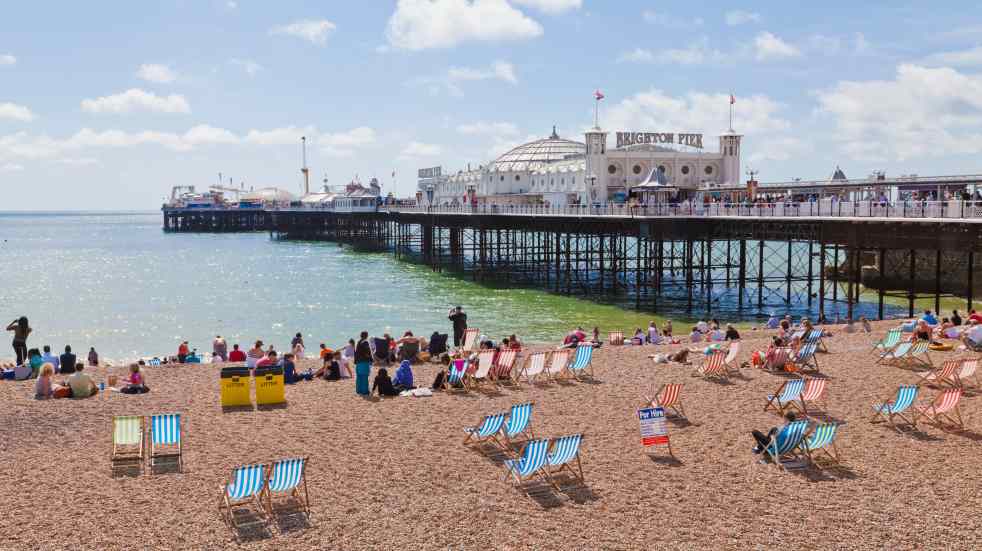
[638,406,672,456]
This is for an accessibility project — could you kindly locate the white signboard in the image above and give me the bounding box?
[638,406,672,454]
[616,132,703,149]
[418,166,442,179]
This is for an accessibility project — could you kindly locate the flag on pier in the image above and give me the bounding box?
[730,93,736,105]
[594,89,605,101]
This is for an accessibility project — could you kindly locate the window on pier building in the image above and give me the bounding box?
[681,166,690,175]
[704,166,714,175]
[633,164,642,175]
[607,164,617,174]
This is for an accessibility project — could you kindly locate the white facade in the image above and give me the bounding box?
[420,126,741,206]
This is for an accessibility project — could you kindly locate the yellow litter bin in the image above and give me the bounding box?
[220,366,252,407]
[254,365,285,405]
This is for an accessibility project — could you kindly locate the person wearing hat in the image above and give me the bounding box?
[448,306,468,347]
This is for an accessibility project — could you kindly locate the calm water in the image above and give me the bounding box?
[0,212,672,361]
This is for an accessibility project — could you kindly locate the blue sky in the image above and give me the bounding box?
[2,0,982,209]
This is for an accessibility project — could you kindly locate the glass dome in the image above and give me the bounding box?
[490,128,585,173]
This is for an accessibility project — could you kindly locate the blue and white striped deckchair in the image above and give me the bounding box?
[149,413,182,472]
[763,379,805,415]
[793,342,819,372]
[567,344,595,379]
[806,329,828,353]
[900,341,933,370]
[444,359,468,391]
[503,438,552,487]
[500,402,535,447]
[220,463,268,530]
[463,412,506,446]
[877,340,912,364]
[871,384,919,431]
[764,420,809,471]
[546,434,584,487]
[264,457,310,517]
[803,422,841,465]
[147,357,162,366]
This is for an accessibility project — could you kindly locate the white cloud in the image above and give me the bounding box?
[618,39,723,65]
[1,163,24,172]
[413,60,518,95]
[230,58,263,76]
[816,64,982,161]
[81,89,191,115]
[245,125,316,146]
[398,141,443,160]
[269,19,336,45]
[136,63,177,83]
[725,10,760,26]
[320,127,377,157]
[511,0,580,14]
[183,124,239,146]
[457,121,519,136]
[0,102,36,122]
[642,10,703,28]
[54,158,99,166]
[386,0,543,51]
[0,54,15,66]
[754,31,800,61]
[920,46,982,67]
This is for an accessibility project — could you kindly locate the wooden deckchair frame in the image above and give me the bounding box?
[491,349,519,385]
[545,349,571,381]
[111,415,145,475]
[546,435,585,489]
[917,359,963,389]
[913,389,964,431]
[801,423,841,465]
[870,386,919,432]
[642,383,687,420]
[149,413,183,473]
[692,350,728,381]
[262,457,311,519]
[515,352,547,388]
[219,463,268,534]
[763,379,804,415]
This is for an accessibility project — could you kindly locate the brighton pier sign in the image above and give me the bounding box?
[616,132,703,149]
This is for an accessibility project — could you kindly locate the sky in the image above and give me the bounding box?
[2,0,982,209]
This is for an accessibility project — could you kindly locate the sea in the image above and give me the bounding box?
[0,212,680,362]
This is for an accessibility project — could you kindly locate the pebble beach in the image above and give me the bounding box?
[2,320,981,550]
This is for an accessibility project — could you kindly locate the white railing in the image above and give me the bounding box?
[384,200,982,220]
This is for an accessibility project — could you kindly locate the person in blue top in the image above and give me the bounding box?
[282,353,312,383]
[921,310,939,326]
[393,360,414,391]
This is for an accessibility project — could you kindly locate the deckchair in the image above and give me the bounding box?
[643,383,686,420]
[802,422,841,465]
[763,379,805,415]
[371,337,391,365]
[901,341,933,370]
[545,434,584,488]
[608,331,624,345]
[149,413,183,472]
[871,384,919,431]
[913,388,964,430]
[491,349,518,384]
[516,352,547,386]
[460,328,479,353]
[111,415,144,474]
[499,402,535,448]
[871,328,902,355]
[219,463,268,531]
[805,329,828,353]
[263,457,310,518]
[877,340,912,364]
[463,412,506,446]
[917,359,962,388]
[721,341,741,375]
[503,438,552,488]
[792,342,820,372]
[567,344,595,379]
[762,347,791,372]
[545,349,571,381]
[692,350,727,380]
[147,357,162,366]
[444,358,469,391]
[468,350,496,387]
[956,359,979,389]
[799,377,829,414]
[764,420,810,471]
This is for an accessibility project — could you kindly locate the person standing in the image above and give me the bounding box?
[448,306,467,347]
[177,341,190,363]
[212,335,228,362]
[354,331,373,396]
[6,316,31,366]
[87,347,99,367]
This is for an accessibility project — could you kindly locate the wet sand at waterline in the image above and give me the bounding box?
[2,321,981,550]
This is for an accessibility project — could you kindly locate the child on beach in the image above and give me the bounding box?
[35,363,54,399]
[121,363,149,394]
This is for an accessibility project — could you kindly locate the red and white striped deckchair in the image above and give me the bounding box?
[608,331,624,345]
[460,328,480,353]
[913,388,964,430]
[762,347,791,372]
[917,359,963,389]
[643,383,686,420]
[491,349,519,384]
[545,349,571,381]
[692,350,728,380]
[468,350,496,388]
[956,359,979,389]
[798,377,829,414]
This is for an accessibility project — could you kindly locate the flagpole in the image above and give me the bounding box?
[594,97,599,129]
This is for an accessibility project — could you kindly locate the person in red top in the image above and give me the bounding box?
[970,309,982,324]
[228,344,246,363]
[256,350,277,368]
[177,341,190,363]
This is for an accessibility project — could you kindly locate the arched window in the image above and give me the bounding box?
[515,174,521,181]
[681,166,690,175]
[607,164,617,174]
[632,164,642,175]
[704,166,714,175]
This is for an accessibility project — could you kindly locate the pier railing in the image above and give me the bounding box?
[384,200,982,220]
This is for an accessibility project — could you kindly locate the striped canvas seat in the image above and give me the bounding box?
[546,434,584,487]
[492,349,518,383]
[914,388,964,430]
[763,347,791,372]
[461,328,479,353]
[799,378,828,413]
[111,415,144,474]
[878,341,912,364]
[918,359,962,388]
[871,328,902,355]
[957,359,979,388]
[765,420,809,470]
[794,342,820,372]
[264,457,310,517]
[608,331,624,345]
[567,344,595,379]
[871,384,919,431]
[651,383,686,419]
[463,412,506,446]
[764,379,805,415]
[220,463,268,531]
[803,422,840,464]
[545,349,570,380]
[445,359,468,390]
[469,351,496,387]
[904,341,933,369]
[147,357,162,366]
[503,438,551,486]
[149,413,183,472]
[501,402,534,444]
[517,352,547,386]
[694,350,727,380]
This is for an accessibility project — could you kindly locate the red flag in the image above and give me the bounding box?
[594,89,605,101]
[729,94,736,105]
